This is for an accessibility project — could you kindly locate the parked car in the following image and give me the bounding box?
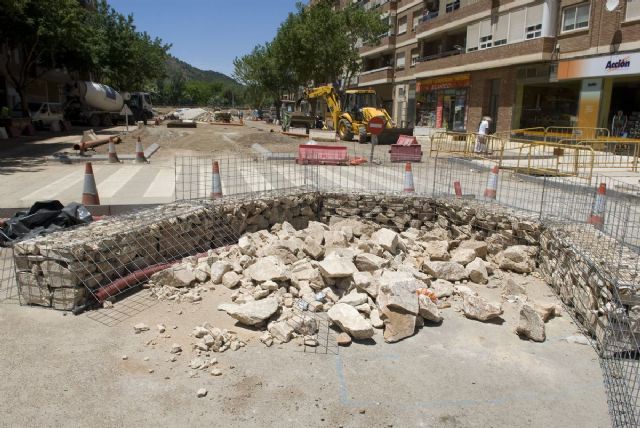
[28,102,64,129]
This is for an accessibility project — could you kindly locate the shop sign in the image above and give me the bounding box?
[558,53,640,80]
[417,74,470,92]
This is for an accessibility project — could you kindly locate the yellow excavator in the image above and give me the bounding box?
[304,84,413,144]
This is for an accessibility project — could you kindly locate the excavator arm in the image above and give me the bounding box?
[304,85,342,130]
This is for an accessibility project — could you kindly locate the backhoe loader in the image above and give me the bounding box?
[304,84,413,144]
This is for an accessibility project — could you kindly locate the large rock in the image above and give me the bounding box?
[418,295,442,322]
[221,298,279,326]
[330,218,373,237]
[268,321,295,343]
[323,230,348,248]
[290,260,324,290]
[318,258,358,278]
[151,266,196,288]
[516,303,546,342]
[210,261,233,284]
[327,303,374,339]
[422,261,468,281]
[353,271,378,298]
[338,290,368,306]
[245,256,288,282]
[458,240,488,259]
[423,240,450,261]
[303,236,324,260]
[221,271,241,289]
[371,228,399,252]
[451,248,477,266]
[355,253,387,271]
[466,258,488,284]
[462,294,503,321]
[497,245,537,274]
[379,305,417,343]
[431,279,454,298]
[377,271,419,315]
[238,236,256,256]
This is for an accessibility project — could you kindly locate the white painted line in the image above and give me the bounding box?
[20,170,83,202]
[97,166,143,198]
[241,165,272,193]
[143,168,175,198]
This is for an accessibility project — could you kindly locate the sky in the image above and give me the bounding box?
[108,0,301,77]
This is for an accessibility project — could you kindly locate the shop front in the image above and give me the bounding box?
[415,73,470,132]
[557,52,640,137]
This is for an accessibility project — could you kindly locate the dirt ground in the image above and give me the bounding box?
[0,265,611,427]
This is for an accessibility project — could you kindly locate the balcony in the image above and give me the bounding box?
[414,38,556,76]
[358,66,394,85]
[415,0,491,36]
[359,35,396,56]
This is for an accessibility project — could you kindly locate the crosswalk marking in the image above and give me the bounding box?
[240,165,272,193]
[144,168,175,198]
[97,166,143,198]
[20,170,83,202]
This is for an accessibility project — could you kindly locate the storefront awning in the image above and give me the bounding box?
[417,73,470,92]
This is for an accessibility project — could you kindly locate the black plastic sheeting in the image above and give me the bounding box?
[0,200,93,246]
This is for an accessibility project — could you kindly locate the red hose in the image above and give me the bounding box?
[94,262,172,302]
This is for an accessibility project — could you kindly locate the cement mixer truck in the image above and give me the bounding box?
[64,81,154,127]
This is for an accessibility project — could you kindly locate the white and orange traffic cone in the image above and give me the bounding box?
[403,162,415,193]
[107,138,120,163]
[81,162,100,205]
[135,137,147,164]
[454,181,462,198]
[588,183,606,230]
[484,165,499,200]
[210,161,223,199]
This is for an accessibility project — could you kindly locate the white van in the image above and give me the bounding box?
[29,102,64,129]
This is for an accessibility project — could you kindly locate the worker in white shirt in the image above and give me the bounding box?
[474,116,492,153]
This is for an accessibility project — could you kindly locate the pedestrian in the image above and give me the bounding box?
[611,110,628,137]
[474,116,491,153]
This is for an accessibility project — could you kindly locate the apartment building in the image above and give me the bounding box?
[347,0,640,134]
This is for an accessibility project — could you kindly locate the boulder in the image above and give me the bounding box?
[422,227,449,241]
[337,332,352,346]
[423,240,450,261]
[210,261,233,284]
[318,258,358,278]
[338,290,368,306]
[431,279,454,298]
[355,253,387,271]
[324,230,348,248]
[327,303,374,339]
[534,302,560,322]
[422,261,468,281]
[497,245,537,274]
[245,256,288,282]
[466,258,489,284]
[303,237,324,260]
[418,295,442,322]
[221,298,279,326]
[516,303,545,342]
[458,240,488,259]
[268,321,295,343]
[462,294,503,321]
[379,306,417,343]
[502,278,526,296]
[371,228,399,253]
[353,271,378,298]
[451,248,477,266]
[370,308,384,328]
[151,267,196,288]
[290,260,324,290]
[238,236,256,256]
[330,218,373,237]
[221,271,241,289]
[377,272,419,315]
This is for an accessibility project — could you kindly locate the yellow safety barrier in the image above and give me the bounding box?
[513,141,595,182]
[497,127,610,143]
[559,139,640,172]
[430,131,505,164]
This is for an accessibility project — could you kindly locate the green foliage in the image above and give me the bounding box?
[234,0,387,109]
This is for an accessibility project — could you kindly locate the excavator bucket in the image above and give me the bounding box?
[375,127,415,145]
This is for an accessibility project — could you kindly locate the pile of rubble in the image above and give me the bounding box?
[148,217,561,344]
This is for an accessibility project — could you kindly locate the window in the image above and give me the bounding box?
[508,8,526,42]
[445,0,460,13]
[479,19,492,49]
[493,14,508,46]
[411,48,420,66]
[627,0,640,21]
[396,52,406,69]
[466,22,479,52]
[562,3,590,32]
[526,3,543,39]
[398,16,407,35]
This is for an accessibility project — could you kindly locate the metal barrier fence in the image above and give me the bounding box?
[503,126,611,143]
[559,139,640,173]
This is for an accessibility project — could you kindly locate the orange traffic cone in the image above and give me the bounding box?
[135,137,147,164]
[210,161,223,199]
[588,183,606,230]
[484,166,499,200]
[403,162,415,193]
[107,138,120,163]
[81,162,100,205]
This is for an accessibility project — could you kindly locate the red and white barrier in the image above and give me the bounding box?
[210,161,223,199]
[588,183,606,230]
[403,162,415,193]
[81,162,100,205]
[484,166,499,200]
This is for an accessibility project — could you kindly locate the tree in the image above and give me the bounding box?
[273,0,387,88]
[0,0,93,113]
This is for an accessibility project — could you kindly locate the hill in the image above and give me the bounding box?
[165,56,240,87]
